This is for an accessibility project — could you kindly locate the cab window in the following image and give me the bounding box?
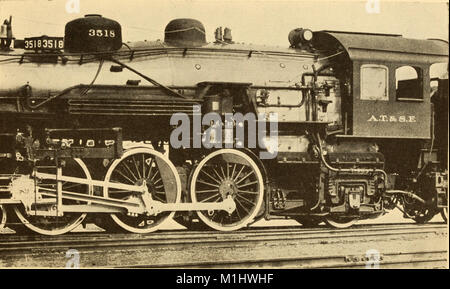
[395,65,422,101]
[360,64,388,101]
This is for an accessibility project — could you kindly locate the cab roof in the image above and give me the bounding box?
[312,30,448,64]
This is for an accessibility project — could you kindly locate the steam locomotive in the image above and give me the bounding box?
[0,15,447,235]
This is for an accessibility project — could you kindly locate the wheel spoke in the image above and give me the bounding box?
[234,197,250,215]
[115,168,135,184]
[212,168,224,181]
[150,170,160,182]
[235,194,255,206]
[199,193,221,203]
[235,171,254,185]
[197,179,220,188]
[233,165,245,182]
[196,189,218,193]
[230,163,237,179]
[237,181,258,189]
[153,194,165,202]
[132,156,142,179]
[234,201,242,220]
[220,166,227,179]
[142,154,146,178]
[121,161,138,181]
[146,157,154,179]
[200,170,221,184]
[237,189,259,195]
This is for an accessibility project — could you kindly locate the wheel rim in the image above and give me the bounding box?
[13,158,91,235]
[190,149,264,231]
[0,205,6,230]
[325,215,357,229]
[104,147,181,233]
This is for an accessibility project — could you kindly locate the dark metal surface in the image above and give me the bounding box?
[64,14,122,53]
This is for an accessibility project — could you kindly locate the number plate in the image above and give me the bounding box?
[24,36,64,51]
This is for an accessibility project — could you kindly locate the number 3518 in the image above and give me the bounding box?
[88,29,116,37]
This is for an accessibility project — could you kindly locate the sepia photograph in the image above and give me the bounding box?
[0,0,448,274]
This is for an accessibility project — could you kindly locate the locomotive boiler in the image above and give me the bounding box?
[0,15,447,235]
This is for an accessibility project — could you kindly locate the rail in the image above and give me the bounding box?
[0,223,447,268]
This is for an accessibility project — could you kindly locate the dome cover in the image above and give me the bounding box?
[64,14,122,53]
[164,18,206,47]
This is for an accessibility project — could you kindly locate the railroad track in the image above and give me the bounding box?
[0,223,448,268]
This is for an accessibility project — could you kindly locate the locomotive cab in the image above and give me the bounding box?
[312,31,448,139]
